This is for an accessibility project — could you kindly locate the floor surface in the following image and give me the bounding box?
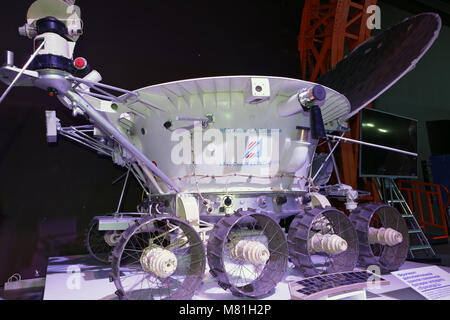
[41,254,450,300]
[2,242,450,300]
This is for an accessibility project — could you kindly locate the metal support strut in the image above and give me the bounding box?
[64,90,180,192]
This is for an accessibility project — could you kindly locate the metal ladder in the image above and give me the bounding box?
[376,178,437,260]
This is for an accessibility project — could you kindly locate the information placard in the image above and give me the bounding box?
[392,266,450,300]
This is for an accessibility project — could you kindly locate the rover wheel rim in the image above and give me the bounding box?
[111,215,206,300]
[288,207,359,277]
[349,203,409,273]
[207,209,288,298]
[85,218,113,264]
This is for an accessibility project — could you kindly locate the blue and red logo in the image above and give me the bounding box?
[244,139,262,160]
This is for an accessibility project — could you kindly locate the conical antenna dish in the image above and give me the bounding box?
[26,0,82,41]
[27,0,81,22]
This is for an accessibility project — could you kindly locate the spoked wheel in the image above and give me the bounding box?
[85,218,120,263]
[207,209,288,298]
[111,215,206,300]
[349,203,409,273]
[288,207,359,277]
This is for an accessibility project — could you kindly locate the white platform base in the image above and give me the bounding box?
[43,254,450,300]
[319,289,367,300]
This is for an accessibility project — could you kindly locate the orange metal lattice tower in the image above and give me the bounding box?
[298,0,377,195]
[299,0,377,81]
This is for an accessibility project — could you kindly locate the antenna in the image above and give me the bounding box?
[20,0,83,41]
[0,41,45,105]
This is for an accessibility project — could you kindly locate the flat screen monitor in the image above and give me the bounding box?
[359,108,418,178]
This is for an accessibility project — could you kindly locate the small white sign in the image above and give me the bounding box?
[392,266,450,300]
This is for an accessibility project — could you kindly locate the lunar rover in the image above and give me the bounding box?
[0,0,441,299]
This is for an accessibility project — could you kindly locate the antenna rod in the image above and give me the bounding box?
[0,41,45,105]
[327,134,418,157]
[65,90,180,193]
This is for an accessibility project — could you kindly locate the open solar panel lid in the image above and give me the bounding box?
[317,13,442,119]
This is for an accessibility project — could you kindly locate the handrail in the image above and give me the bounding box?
[397,179,449,240]
[440,184,450,208]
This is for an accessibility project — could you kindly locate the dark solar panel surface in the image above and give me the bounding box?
[295,271,385,296]
[317,13,441,119]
